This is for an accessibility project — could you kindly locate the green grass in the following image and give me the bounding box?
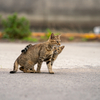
[82,38,88,41]
[68,37,74,41]
[23,37,38,42]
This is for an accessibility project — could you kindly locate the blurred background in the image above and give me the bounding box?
[0,0,100,42]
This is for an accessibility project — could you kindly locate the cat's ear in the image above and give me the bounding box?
[50,33,55,39]
[58,46,65,54]
[61,46,65,50]
[57,34,61,38]
[56,34,61,41]
[60,46,65,50]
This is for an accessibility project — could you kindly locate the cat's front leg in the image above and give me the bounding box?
[51,60,54,66]
[46,60,54,74]
[36,57,44,73]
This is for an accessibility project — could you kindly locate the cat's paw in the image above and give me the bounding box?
[49,71,54,74]
[30,69,36,73]
[30,70,36,73]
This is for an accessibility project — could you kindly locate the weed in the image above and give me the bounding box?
[44,28,60,40]
[68,37,74,41]
[1,13,31,39]
[23,37,38,42]
[82,38,88,41]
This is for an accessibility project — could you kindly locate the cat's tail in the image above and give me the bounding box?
[10,60,18,74]
[21,44,32,53]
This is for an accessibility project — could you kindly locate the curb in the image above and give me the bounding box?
[0,32,100,40]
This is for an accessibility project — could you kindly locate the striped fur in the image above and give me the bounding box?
[21,44,32,53]
[10,33,61,74]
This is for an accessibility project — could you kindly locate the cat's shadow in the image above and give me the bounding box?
[9,71,54,74]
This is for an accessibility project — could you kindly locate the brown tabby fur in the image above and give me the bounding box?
[51,46,65,66]
[19,46,65,72]
[10,33,61,74]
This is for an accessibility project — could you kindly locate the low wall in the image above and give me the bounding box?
[0,0,100,28]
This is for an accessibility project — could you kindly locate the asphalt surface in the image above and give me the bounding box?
[0,42,100,100]
[0,68,100,100]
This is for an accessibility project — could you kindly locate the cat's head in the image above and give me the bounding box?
[54,46,65,54]
[48,33,61,46]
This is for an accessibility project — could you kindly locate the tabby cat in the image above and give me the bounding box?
[51,46,65,66]
[19,46,65,72]
[10,33,61,74]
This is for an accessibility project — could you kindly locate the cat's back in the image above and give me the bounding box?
[29,42,47,52]
[28,43,43,53]
[17,42,47,62]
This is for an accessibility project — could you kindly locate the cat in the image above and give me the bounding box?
[19,46,65,72]
[10,33,61,74]
[51,46,65,66]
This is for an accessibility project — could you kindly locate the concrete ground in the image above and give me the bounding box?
[0,68,100,100]
[0,42,100,100]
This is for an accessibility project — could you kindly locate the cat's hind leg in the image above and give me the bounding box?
[23,61,35,73]
[19,66,24,71]
[10,60,19,73]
